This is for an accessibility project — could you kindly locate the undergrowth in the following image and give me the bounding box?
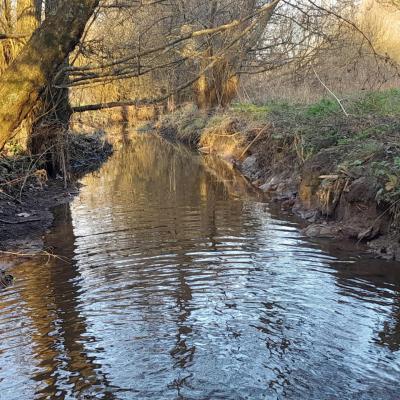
[157,88,400,225]
[0,131,112,200]
[241,91,400,223]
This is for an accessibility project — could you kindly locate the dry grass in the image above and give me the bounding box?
[199,114,249,160]
[0,130,112,201]
[155,103,209,145]
[156,88,400,226]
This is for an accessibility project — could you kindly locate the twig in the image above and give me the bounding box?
[239,125,269,159]
[312,66,349,117]
[0,189,21,203]
[0,218,42,224]
[0,250,40,257]
[19,145,54,199]
[0,250,70,263]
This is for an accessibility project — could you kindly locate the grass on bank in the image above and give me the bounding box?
[233,89,400,205]
[157,89,400,219]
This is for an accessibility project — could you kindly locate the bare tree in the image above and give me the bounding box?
[0,0,99,150]
[67,0,378,112]
[0,0,396,151]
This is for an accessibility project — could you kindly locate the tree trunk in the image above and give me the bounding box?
[195,1,239,109]
[9,0,42,151]
[0,0,14,72]
[43,0,72,126]
[0,0,99,150]
[195,56,239,109]
[195,0,279,110]
[28,0,72,173]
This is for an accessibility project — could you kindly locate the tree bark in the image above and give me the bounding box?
[31,0,72,132]
[195,0,280,109]
[27,0,72,174]
[0,0,99,150]
[16,0,40,38]
[0,0,14,72]
[8,0,41,150]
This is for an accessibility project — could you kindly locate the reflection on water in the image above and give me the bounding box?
[1,134,400,400]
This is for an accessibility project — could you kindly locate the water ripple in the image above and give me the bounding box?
[1,135,400,399]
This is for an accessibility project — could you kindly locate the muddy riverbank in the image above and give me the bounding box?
[155,93,400,260]
[0,132,112,255]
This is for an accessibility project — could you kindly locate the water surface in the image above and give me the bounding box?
[1,135,400,399]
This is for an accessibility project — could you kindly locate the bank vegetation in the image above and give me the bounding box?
[1,0,400,256]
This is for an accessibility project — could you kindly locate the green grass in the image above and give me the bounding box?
[305,98,341,118]
[159,89,400,216]
[350,88,400,116]
[231,100,292,120]
[235,88,400,120]
[232,89,400,211]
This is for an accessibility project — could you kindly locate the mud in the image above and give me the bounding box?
[156,110,400,260]
[0,180,80,255]
[0,132,112,256]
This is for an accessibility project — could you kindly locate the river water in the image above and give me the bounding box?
[1,135,400,400]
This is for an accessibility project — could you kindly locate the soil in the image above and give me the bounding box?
[0,179,80,255]
[155,108,400,261]
[0,132,113,258]
[236,146,399,260]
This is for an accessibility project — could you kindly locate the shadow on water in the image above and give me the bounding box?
[0,133,400,399]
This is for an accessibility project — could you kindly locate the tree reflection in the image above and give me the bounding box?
[6,133,400,399]
[15,205,117,399]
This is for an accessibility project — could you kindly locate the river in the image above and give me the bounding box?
[0,134,399,399]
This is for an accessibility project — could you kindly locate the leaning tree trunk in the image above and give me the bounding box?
[10,0,42,151]
[42,0,72,127]
[28,0,73,174]
[0,0,99,150]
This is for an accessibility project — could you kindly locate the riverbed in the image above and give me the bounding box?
[1,134,399,399]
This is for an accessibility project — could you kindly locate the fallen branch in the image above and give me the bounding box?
[0,33,28,40]
[319,175,340,180]
[0,218,42,224]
